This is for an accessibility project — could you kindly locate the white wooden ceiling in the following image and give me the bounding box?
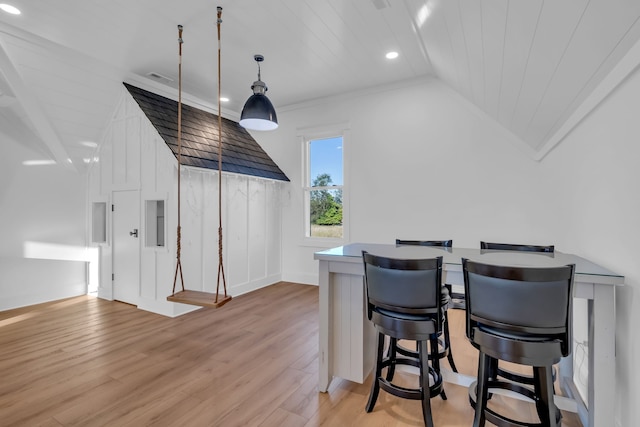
[1,0,640,169]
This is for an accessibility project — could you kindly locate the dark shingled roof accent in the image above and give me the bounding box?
[123,83,289,182]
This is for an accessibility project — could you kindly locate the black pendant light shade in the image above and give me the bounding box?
[240,55,278,131]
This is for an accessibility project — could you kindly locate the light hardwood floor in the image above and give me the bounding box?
[0,282,580,426]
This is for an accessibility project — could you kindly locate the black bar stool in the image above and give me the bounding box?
[480,242,557,388]
[362,251,445,427]
[462,258,575,427]
[394,239,458,374]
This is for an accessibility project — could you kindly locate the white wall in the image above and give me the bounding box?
[257,77,556,284]
[254,75,636,425]
[0,135,87,310]
[540,66,640,427]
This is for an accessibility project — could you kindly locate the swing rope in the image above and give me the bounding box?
[168,10,231,308]
[215,6,229,302]
[171,24,185,296]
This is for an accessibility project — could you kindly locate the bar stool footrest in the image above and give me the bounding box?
[468,380,561,427]
[497,366,557,386]
[380,358,443,399]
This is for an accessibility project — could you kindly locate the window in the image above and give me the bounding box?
[91,202,107,244]
[145,200,165,247]
[304,135,345,241]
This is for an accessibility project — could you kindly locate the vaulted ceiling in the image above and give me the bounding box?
[1,0,640,170]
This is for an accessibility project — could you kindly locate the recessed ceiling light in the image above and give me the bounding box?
[0,4,21,15]
[385,51,399,60]
[220,97,229,102]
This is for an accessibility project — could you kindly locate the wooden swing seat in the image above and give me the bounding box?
[167,290,232,308]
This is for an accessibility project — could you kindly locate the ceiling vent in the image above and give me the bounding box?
[146,72,174,82]
[371,0,390,10]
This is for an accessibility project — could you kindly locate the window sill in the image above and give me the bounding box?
[300,237,346,249]
[143,245,169,253]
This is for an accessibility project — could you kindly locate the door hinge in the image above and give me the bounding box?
[111,204,114,211]
[112,273,114,281]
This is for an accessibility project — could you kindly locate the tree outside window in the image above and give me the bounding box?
[306,136,343,239]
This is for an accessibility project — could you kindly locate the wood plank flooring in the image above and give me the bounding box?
[0,282,581,426]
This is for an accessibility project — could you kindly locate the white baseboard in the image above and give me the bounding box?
[137,297,200,318]
[0,258,87,311]
[282,272,318,285]
[229,273,283,297]
[97,286,113,301]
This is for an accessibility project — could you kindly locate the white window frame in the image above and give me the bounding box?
[299,124,349,247]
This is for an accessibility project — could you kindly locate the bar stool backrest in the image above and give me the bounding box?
[363,252,442,320]
[462,259,575,357]
[396,239,452,248]
[480,241,554,253]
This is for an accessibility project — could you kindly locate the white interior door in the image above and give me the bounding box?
[112,190,140,305]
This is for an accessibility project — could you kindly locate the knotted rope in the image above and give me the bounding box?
[172,25,185,295]
[215,6,228,302]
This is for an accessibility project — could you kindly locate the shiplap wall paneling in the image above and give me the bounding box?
[509,1,587,141]
[497,0,543,129]
[249,178,267,283]
[528,0,640,148]
[99,124,113,196]
[200,170,222,296]
[181,168,207,293]
[417,3,460,94]
[458,0,484,106]
[227,174,250,290]
[481,0,508,117]
[112,117,141,189]
[266,180,282,279]
[2,34,119,152]
[110,118,126,187]
[140,115,171,302]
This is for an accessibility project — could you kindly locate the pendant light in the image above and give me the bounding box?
[239,54,278,131]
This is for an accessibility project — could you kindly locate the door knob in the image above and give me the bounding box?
[129,229,138,238]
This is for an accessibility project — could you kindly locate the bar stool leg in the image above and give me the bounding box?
[487,357,498,400]
[473,352,491,427]
[418,340,435,427]
[535,365,561,426]
[366,332,385,412]
[386,338,397,381]
[443,310,458,372]
[429,335,447,400]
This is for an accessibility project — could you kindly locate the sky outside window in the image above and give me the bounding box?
[310,137,343,185]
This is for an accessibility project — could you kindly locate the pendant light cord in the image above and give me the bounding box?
[216,6,228,302]
[172,25,185,295]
